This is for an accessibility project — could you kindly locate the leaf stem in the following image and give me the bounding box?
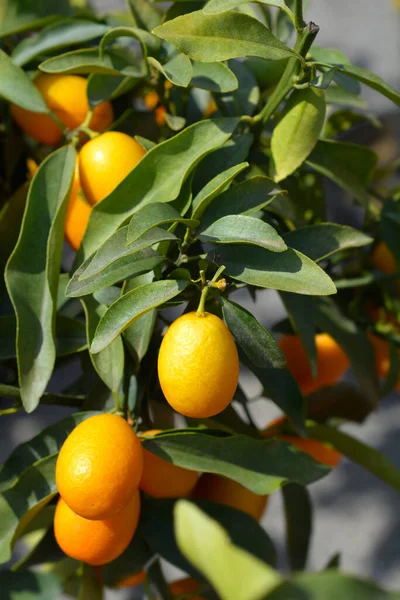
[294,0,306,30]
[196,286,209,317]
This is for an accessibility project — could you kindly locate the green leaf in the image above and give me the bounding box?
[40,47,146,77]
[324,85,367,109]
[164,113,186,131]
[0,454,58,564]
[283,223,373,262]
[87,73,137,108]
[0,0,72,37]
[0,571,62,600]
[152,11,300,63]
[215,245,337,295]
[282,483,312,571]
[102,533,153,588]
[127,0,162,32]
[127,203,199,245]
[142,430,329,494]
[78,118,238,261]
[0,183,28,297]
[0,412,96,492]
[306,140,377,205]
[0,49,48,112]
[141,497,276,580]
[220,297,286,368]
[66,248,164,297]
[217,59,260,116]
[280,292,317,378]
[271,87,326,182]
[91,280,189,353]
[307,382,376,424]
[4,146,76,413]
[81,295,124,395]
[79,563,104,600]
[204,0,285,14]
[307,422,400,495]
[268,570,398,600]
[11,19,109,66]
[0,384,85,410]
[191,61,238,92]
[199,176,283,232]
[192,162,248,220]
[123,273,157,364]
[201,214,287,251]
[381,199,400,267]
[174,501,281,600]
[314,298,379,408]
[148,52,193,87]
[78,226,176,282]
[336,64,400,107]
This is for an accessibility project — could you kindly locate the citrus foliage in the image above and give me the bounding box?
[1,0,400,598]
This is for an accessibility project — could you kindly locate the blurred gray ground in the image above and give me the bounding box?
[2,0,400,595]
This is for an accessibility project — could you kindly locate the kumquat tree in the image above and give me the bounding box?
[1,0,400,598]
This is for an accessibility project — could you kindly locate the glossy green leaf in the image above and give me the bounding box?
[280,292,317,378]
[204,0,285,14]
[67,248,164,297]
[5,146,76,413]
[0,571,62,600]
[199,176,283,232]
[268,570,398,600]
[271,87,326,182]
[0,314,87,359]
[91,280,189,353]
[220,297,286,368]
[314,298,379,408]
[0,0,72,37]
[87,74,137,108]
[127,203,199,245]
[0,49,48,112]
[148,53,193,87]
[306,140,377,205]
[142,430,328,494]
[201,214,287,251]
[282,483,312,571]
[40,47,145,77]
[123,273,157,364]
[152,11,299,63]
[127,0,162,32]
[284,223,373,262]
[191,61,238,92]
[11,19,109,66]
[215,245,337,295]
[141,497,276,580]
[192,162,248,220]
[336,64,400,107]
[79,226,175,282]
[174,501,281,600]
[0,412,96,492]
[0,454,58,564]
[82,295,124,395]
[217,59,260,116]
[307,422,400,494]
[78,118,238,261]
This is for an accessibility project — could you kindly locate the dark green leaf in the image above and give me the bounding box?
[0,384,85,409]
[199,176,283,232]
[102,533,153,587]
[123,273,157,363]
[0,412,96,492]
[306,140,377,205]
[40,47,146,77]
[220,297,286,368]
[87,74,137,108]
[152,11,300,63]
[0,571,62,600]
[282,483,312,571]
[81,295,124,395]
[192,162,248,220]
[307,382,376,424]
[201,214,287,251]
[79,563,104,600]
[216,59,260,116]
[0,49,48,112]
[11,19,109,66]
[0,0,72,37]
[337,64,400,107]
[381,199,400,268]
[78,118,238,261]
[204,0,285,14]
[191,61,238,92]
[127,0,162,32]
[0,183,28,297]
[148,53,193,87]
[280,292,317,378]
[5,146,76,412]
[143,430,328,494]
[215,245,337,295]
[284,223,373,262]
[67,248,164,297]
[307,422,400,495]
[127,203,199,245]
[271,87,326,182]
[91,280,189,353]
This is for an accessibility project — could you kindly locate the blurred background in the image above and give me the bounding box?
[1,0,400,596]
